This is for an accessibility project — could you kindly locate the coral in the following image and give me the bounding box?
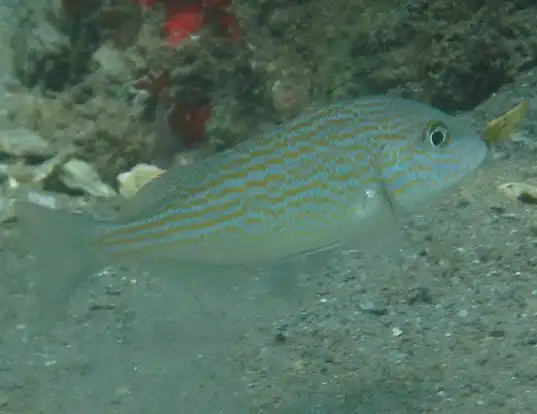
[61,0,143,48]
[7,84,154,186]
[135,0,240,45]
[234,0,537,111]
[10,0,251,181]
[369,0,537,110]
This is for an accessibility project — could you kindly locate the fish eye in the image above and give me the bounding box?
[424,121,450,148]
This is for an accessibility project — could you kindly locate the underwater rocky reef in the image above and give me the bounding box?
[2,0,535,188]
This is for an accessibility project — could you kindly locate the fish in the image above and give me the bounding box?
[16,96,488,322]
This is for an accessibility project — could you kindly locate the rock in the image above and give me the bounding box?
[0,128,53,157]
[117,163,163,197]
[60,159,116,198]
[358,296,387,316]
[271,78,311,118]
[0,147,73,186]
[92,43,129,78]
[26,190,58,209]
[0,189,60,223]
[498,182,537,205]
[11,18,70,88]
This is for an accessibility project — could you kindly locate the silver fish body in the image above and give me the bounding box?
[17,95,488,320]
[96,96,487,263]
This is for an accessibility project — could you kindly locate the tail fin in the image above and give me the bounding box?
[16,201,102,323]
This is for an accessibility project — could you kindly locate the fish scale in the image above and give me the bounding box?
[16,95,488,320]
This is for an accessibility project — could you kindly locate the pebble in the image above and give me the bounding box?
[392,327,403,337]
[92,43,129,78]
[59,159,116,198]
[358,298,387,315]
[26,191,57,209]
[0,148,73,185]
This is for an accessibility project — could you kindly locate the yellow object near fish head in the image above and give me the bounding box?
[482,101,529,144]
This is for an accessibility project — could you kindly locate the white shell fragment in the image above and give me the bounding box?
[0,128,54,157]
[117,163,164,197]
[60,159,116,198]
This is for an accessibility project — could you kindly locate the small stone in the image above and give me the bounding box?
[458,308,469,318]
[27,191,57,209]
[358,299,387,315]
[488,329,505,338]
[392,327,403,337]
[271,79,310,118]
[93,43,128,78]
[60,159,116,198]
[0,128,53,157]
[0,147,73,186]
[489,204,506,213]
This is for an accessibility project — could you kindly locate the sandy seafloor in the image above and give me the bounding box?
[2,73,537,414]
